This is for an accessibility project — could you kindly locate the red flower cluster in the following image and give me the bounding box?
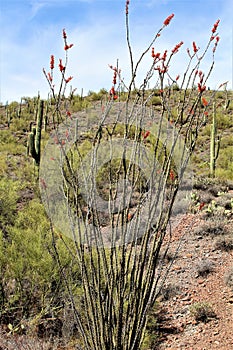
[169,170,175,182]
[112,67,117,85]
[161,50,167,61]
[198,83,206,93]
[109,65,119,100]
[50,55,54,70]
[211,19,220,33]
[62,28,73,50]
[126,0,130,15]
[59,59,65,72]
[151,48,160,60]
[202,97,208,106]
[109,86,118,100]
[142,130,150,139]
[64,44,74,51]
[65,76,73,83]
[48,72,53,82]
[197,70,206,92]
[192,41,198,54]
[213,36,220,53]
[199,202,205,210]
[63,28,67,39]
[163,13,174,26]
[155,49,168,73]
[172,41,184,54]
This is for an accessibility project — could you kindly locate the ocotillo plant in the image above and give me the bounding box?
[28,99,44,166]
[40,2,221,349]
[210,101,221,177]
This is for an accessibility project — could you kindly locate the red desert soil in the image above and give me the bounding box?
[155,212,233,350]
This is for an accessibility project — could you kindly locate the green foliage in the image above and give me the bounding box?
[189,302,216,323]
[0,198,82,327]
[27,100,43,165]
[0,86,232,344]
[216,112,233,129]
[87,88,108,101]
[148,96,161,106]
[141,303,159,349]
[0,178,21,231]
[216,146,233,180]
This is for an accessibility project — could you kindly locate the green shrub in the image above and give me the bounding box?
[149,96,161,106]
[190,302,216,323]
[0,198,82,329]
[0,178,21,232]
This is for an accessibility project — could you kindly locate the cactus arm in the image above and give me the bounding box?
[35,100,43,164]
[210,101,221,177]
[27,100,43,166]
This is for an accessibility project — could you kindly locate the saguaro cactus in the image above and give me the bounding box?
[210,101,221,177]
[28,100,44,165]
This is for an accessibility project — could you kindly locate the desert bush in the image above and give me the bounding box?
[0,178,21,235]
[159,284,181,301]
[148,95,162,106]
[0,198,83,335]
[224,267,233,290]
[0,326,60,350]
[189,302,216,323]
[196,259,215,277]
[215,236,233,252]
[193,220,229,236]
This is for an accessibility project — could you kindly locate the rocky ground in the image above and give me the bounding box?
[155,195,233,350]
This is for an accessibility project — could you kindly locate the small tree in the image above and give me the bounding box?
[40,1,221,348]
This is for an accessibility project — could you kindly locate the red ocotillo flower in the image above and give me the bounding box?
[47,72,53,83]
[169,170,175,182]
[202,97,208,106]
[163,13,174,26]
[126,0,130,14]
[59,59,65,72]
[50,55,54,70]
[199,202,205,210]
[211,19,220,33]
[109,86,118,100]
[64,43,74,50]
[198,83,206,93]
[112,68,117,85]
[63,28,67,39]
[161,50,167,61]
[142,130,150,139]
[192,41,198,53]
[213,36,220,53]
[65,76,73,83]
[172,41,184,54]
[151,48,160,59]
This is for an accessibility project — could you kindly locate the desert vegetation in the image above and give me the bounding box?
[0,1,232,349]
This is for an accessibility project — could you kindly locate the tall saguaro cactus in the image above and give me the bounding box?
[210,101,221,178]
[28,100,44,166]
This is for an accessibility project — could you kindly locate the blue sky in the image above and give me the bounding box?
[1,0,232,103]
